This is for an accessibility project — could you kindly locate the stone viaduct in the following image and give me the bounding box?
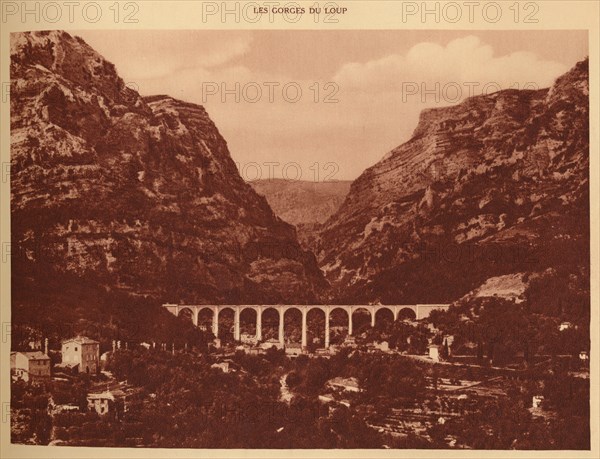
[163,304,450,349]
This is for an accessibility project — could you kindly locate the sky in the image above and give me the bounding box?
[71,30,588,181]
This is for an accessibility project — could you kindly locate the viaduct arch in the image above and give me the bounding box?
[165,303,450,349]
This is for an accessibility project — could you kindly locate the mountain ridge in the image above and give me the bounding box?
[316,58,589,306]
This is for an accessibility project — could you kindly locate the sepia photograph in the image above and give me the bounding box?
[1,1,598,456]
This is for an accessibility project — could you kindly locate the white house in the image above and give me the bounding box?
[532,395,545,409]
[61,336,100,374]
[211,362,230,373]
[10,351,51,383]
[429,344,441,362]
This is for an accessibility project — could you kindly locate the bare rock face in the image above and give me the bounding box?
[317,59,589,303]
[11,31,326,304]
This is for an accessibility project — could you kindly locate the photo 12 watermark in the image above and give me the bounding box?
[1,162,9,184]
[401,80,541,103]
[236,161,340,182]
[1,82,9,103]
[400,1,540,24]
[1,1,140,24]
[413,241,540,266]
[2,322,11,344]
[202,81,340,104]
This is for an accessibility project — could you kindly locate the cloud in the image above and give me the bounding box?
[133,34,572,181]
[72,30,254,80]
[75,31,578,180]
[334,35,568,98]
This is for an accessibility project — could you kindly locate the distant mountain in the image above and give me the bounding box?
[250,179,352,226]
[249,179,351,252]
[10,30,326,312]
[317,59,589,308]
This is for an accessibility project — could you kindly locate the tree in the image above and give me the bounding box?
[440,339,449,360]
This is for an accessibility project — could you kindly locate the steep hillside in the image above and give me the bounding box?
[10,30,326,311]
[318,59,589,305]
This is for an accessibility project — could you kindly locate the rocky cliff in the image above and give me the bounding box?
[10,31,325,306]
[317,59,589,304]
